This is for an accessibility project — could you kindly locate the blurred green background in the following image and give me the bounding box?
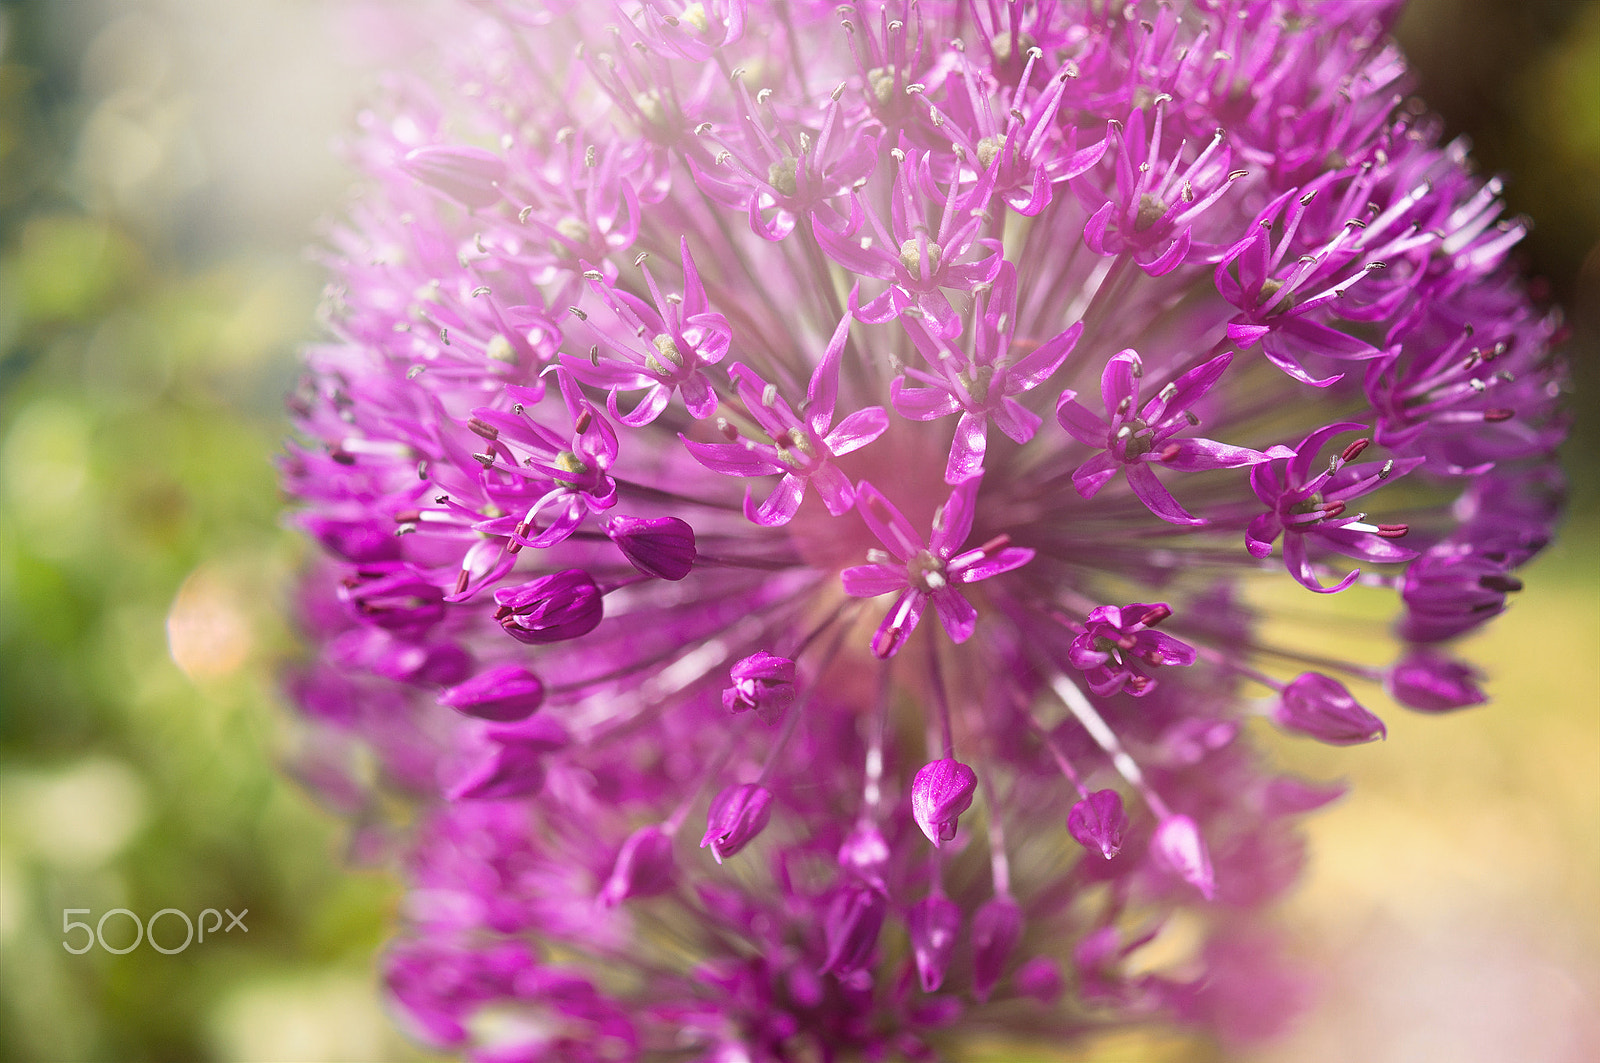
[0,1,1594,1061]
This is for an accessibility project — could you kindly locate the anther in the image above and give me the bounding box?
[1375,524,1409,538]
[1483,408,1514,422]
[468,417,500,441]
[574,409,593,433]
[1340,438,1370,462]
[1379,459,1393,478]
[455,571,471,594]
[440,327,451,345]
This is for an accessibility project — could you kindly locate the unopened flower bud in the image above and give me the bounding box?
[906,894,961,992]
[605,515,697,581]
[910,758,978,848]
[722,651,797,724]
[971,895,1022,1003]
[493,569,603,644]
[1386,649,1487,713]
[1014,957,1064,1004]
[1067,788,1128,859]
[836,820,890,884]
[699,783,773,863]
[1151,814,1215,899]
[1273,672,1386,745]
[398,144,506,209]
[438,664,545,722]
[442,719,566,802]
[599,825,676,906]
[819,880,887,977]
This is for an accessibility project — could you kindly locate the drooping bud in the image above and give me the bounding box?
[971,895,1022,1003]
[1273,672,1386,745]
[722,651,797,724]
[836,819,890,885]
[905,894,961,992]
[699,783,773,863]
[598,825,676,907]
[910,758,978,848]
[398,145,506,209]
[604,515,697,581]
[1151,814,1215,899]
[1386,649,1487,713]
[1014,957,1064,1004]
[1067,788,1128,859]
[338,563,446,637]
[442,717,569,802]
[437,664,545,722]
[493,570,603,644]
[819,880,888,977]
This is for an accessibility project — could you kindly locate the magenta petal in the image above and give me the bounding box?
[1141,225,1192,276]
[826,406,890,456]
[991,398,1041,446]
[892,378,963,421]
[680,437,786,477]
[1072,452,1122,499]
[855,482,923,560]
[1125,462,1204,525]
[1153,351,1232,421]
[841,564,908,598]
[930,587,978,643]
[746,473,807,527]
[1099,350,1142,416]
[870,590,925,659]
[1284,532,1359,593]
[1055,392,1110,445]
[954,546,1034,583]
[1159,436,1274,471]
[931,481,980,556]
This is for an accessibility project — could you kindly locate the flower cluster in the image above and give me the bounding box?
[284,0,1565,1057]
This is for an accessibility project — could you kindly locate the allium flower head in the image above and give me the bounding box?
[284,0,1566,1056]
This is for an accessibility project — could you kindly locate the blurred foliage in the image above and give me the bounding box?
[0,1,1594,1061]
[0,4,423,1061]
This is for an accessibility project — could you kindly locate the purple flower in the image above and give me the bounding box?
[842,481,1034,659]
[1056,350,1289,525]
[681,310,888,526]
[1067,602,1197,697]
[909,758,978,848]
[1274,673,1388,746]
[721,651,796,724]
[1247,424,1422,592]
[283,0,1566,1055]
